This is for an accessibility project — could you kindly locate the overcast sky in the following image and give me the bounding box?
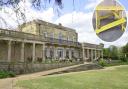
[0,0,128,48]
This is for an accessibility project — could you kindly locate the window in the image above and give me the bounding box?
[73,36,76,42]
[58,32,62,39]
[50,49,53,59]
[67,36,70,41]
[44,32,47,37]
[57,49,63,58]
[50,33,54,38]
[66,50,69,58]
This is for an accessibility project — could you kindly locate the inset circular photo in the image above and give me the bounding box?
[92,0,127,42]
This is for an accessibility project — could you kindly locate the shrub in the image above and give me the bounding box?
[98,59,106,67]
[0,71,16,79]
[37,57,42,63]
[0,71,8,78]
[120,57,128,62]
[8,71,16,77]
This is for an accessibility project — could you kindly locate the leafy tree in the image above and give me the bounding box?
[122,43,128,58]
[103,48,110,58]
[103,45,119,60]
[0,0,63,29]
[110,45,118,58]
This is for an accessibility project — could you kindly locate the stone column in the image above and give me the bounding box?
[82,47,85,61]
[63,48,66,59]
[21,42,25,62]
[97,50,99,58]
[84,48,87,61]
[42,43,45,61]
[91,49,93,62]
[95,49,97,60]
[62,48,64,59]
[32,43,35,62]
[69,48,72,59]
[101,50,103,59]
[54,46,56,60]
[87,49,89,59]
[99,50,101,58]
[8,40,11,62]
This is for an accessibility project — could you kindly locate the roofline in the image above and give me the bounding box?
[19,19,77,33]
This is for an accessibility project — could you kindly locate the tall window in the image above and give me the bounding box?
[72,50,74,58]
[50,49,53,59]
[50,33,54,38]
[67,36,70,41]
[58,32,62,39]
[57,49,63,59]
[66,50,69,58]
[44,32,47,38]
[73,36,76,42]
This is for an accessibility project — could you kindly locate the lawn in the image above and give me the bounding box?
[16,65,128,89]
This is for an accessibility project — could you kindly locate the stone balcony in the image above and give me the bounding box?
[45,37,81,47]
[0,29,81,47]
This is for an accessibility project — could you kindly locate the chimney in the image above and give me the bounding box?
[59,23,62,26]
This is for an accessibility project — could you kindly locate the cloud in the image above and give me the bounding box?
[84,0,100,10]
[55,10,128,48]
[0,0,54,29]
[55,11,102,44]
[0,0,127,47]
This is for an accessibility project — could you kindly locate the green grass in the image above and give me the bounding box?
[105,61,128,67]
[17,65,128,89]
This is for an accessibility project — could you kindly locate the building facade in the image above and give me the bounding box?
[0,20,103,63]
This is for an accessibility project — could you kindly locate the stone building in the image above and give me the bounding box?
[0,19,103,63]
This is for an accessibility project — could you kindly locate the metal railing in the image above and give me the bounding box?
[45,37,81,47]
[0,29,43,41]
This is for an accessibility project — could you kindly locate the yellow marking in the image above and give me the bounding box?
[112,11,120,19]
[96,6,124,10]
[96,18,126,34]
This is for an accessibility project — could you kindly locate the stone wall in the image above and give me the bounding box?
[0,62,82,74]
[20,20,78,42]
[0,41,8,61]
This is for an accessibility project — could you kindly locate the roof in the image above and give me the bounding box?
[82,43,104,49]
[19,19,77,33]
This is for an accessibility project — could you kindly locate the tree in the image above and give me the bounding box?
[0,0,62,9]
[103,45,119,60]
[122,43,128,58]
[103,48,110,58]
[110,45,118,58]
[0,0,63,29]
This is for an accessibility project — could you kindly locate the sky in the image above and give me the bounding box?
[0,0,128,48]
